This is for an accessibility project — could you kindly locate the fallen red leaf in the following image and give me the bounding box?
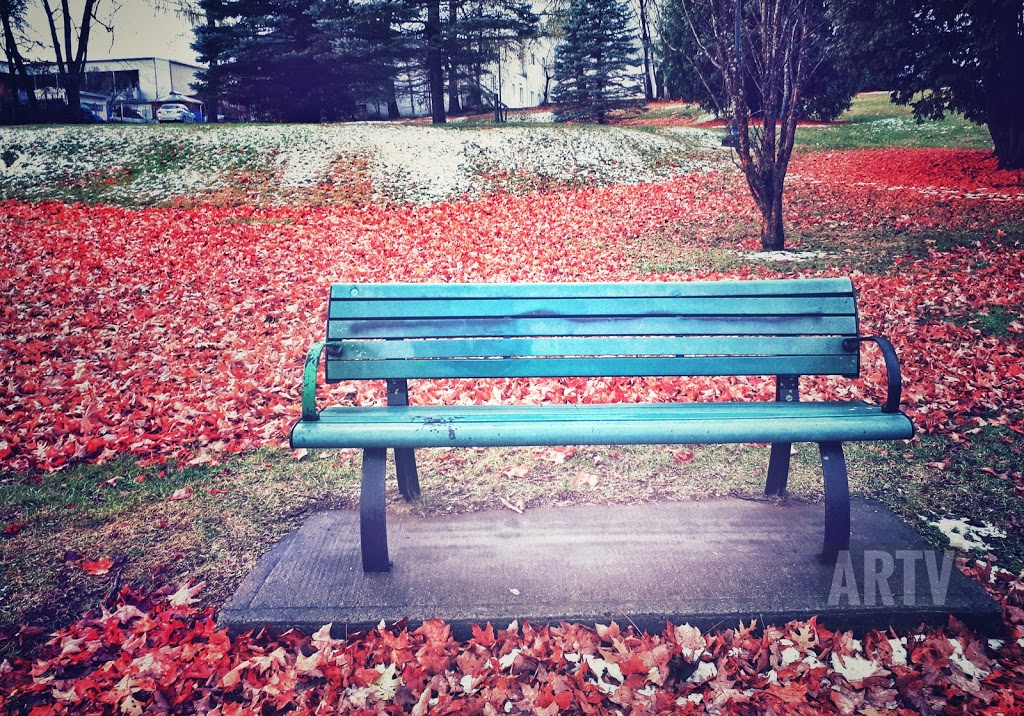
[3,522,27,537]
[672,450,696,465]
[81,557,114,576]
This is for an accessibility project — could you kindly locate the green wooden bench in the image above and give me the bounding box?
[290,278,914,572]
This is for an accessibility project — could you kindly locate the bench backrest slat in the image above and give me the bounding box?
[329,277,848,300]
[324,278,861,381]
[328,315,857,340]
[328,296,855,320]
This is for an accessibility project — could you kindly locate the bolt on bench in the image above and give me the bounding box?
[290,278,914,572]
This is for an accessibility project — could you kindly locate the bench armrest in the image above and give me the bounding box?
[300,342,341,422]
[842,336,902,413]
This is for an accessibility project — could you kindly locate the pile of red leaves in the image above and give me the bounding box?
[1,148,1022,472]
[2,563,1022,715]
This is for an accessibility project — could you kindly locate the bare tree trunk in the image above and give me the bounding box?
[446,0,461,114]
[203,14,219,122]
[638,0,654,101]
[1,11,41,121]
[41,0,98,123]
[984,24,1024,169]
[448,60,461,114]
[716,0,808,250]
[386,77,401,119]
[426,0,446,123]
[749,171,786,250]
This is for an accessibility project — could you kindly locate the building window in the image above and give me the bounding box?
[519,86,524,104]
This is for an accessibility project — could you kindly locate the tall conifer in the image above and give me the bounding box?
[552,0,643,123]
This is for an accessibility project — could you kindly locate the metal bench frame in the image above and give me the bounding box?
[291,279,914,572]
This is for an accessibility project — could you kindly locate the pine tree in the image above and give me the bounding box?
[193,0,360,122]
[552,0,643,124]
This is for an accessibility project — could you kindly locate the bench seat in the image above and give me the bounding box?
[292,401,913,449]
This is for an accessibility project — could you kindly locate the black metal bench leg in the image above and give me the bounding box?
[764,442,792,496]
[395,448,421,500]
[360,448,391,572]
[387,378,421,501]
[819,441,850,563]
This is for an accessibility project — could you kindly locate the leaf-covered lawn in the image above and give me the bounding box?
[2,148,1021,473]
[2,114,1024,714]
[2,565,1023,715]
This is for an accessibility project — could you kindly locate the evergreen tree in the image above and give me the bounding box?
[870,0,1024,170]
[193,0,359,122]
[192,0,537,124]
[313,0,422,120]
[552,0,643,123]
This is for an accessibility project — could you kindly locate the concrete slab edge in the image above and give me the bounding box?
[217,601,1003,641]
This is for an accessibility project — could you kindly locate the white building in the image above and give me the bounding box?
[27,57,204,121]
[491,35,556,110]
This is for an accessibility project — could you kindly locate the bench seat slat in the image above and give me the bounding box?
[291,402,914,449]
[326,354,858,380]
[337,336,850,361]
[328,315,859,340]
[330,277,855,301]
[328,296,856,320]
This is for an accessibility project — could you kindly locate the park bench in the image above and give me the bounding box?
[290,278,914,572]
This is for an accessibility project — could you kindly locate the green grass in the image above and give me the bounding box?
[794,92,993,151]
[603,92,993,152]
[859,428,1024,564]
[633,102,705,121]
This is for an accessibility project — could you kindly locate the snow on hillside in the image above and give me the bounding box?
[0,122,727,206]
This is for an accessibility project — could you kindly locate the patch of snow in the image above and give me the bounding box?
[498,649,522,670]
[508,110,554,123]
[830,652,879,681]
[583,654,624,684]
[888,638,908,666]
[989,565,1013,583]
[780,647,802,667]
[988,639,1004,651]
[930,517,1006,551]
[741,250,828,262]
[803,653,825,668]
[686,661,718,684]
[947,639,990,679]
[1,122,729,206]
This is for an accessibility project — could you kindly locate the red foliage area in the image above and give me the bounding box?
[2,565,1023,715]
[1,149,1022,472]
[788,149,1024,237]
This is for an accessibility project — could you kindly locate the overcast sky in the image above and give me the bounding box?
[24,1,201,66]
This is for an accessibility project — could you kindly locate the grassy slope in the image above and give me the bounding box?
[1,94,1019,657]
[794,91,994,151]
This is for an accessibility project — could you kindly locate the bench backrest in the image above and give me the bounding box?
[324,278,860,381]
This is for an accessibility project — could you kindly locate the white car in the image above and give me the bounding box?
[156,103,197,123]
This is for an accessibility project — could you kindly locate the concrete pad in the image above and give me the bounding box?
[219,499,1001,638]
